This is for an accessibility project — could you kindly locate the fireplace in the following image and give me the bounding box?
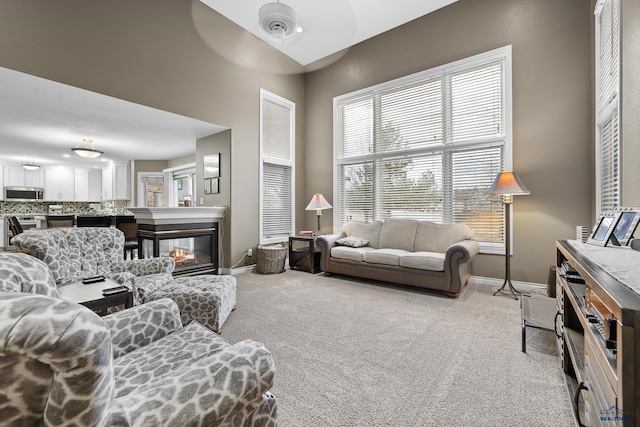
[129,207,226,277]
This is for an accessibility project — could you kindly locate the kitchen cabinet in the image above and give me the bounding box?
[4,165,44,188]
[102,162,130,200]
[44,168,75,201]
[75,169,101,202]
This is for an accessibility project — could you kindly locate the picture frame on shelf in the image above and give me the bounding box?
[586,211,621,247]
[611,207,640,246]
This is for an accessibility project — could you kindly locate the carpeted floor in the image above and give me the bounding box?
[222,269,574,427]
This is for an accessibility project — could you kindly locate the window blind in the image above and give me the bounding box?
[334,47,511,252]
[260,90,295,243]
[595,0,620,213]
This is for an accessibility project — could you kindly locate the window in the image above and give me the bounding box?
[260,89,295,244]
[595,0,620,212]
[334,46,512,253]
[161,163,195,207]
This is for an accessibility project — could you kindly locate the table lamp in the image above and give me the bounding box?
[487,171,530,299]
[306,193,332,235]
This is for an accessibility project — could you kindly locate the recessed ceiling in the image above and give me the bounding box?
[0,66,226,170]
[199,0,458,66]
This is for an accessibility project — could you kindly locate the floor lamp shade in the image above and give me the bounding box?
[487,172,530,200]
[487,171,530,299]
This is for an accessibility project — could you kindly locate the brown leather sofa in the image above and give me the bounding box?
[316,219,480,298]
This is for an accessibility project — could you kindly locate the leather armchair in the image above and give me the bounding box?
[0,252,277,426]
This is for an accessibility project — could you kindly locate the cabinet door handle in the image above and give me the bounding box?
[554,310,562,338]
[574,381,589,427]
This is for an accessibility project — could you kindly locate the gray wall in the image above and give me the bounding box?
[303,0,594,284]
[0,0,305,268]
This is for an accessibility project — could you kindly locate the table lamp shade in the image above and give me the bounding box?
[305,193,332,211]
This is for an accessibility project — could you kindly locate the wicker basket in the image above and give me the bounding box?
[256,243,287,274]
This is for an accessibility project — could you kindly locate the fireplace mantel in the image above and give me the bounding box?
[128,207,226,225]
[129,207,226,276]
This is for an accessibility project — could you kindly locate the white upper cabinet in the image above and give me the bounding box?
[4,165,44,188]
[44,168,75,201]
[74,168,102,202]
[102,162,130,200]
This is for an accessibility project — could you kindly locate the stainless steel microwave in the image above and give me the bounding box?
[4,186,45,201]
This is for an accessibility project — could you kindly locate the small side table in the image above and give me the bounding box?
[289,236,322,273]
[58,278,134,316]
[521,292,559,353]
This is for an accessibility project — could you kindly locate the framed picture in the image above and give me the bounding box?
[204,177,219,194]
[587,211,621,246]
[204,153,220,178]
[611,207,640,246]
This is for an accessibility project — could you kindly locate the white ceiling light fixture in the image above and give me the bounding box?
[258,0,299,43]
[21,161,41,170]
[71,138,104,159]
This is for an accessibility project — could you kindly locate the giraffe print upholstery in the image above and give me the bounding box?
[12,227,238,332]
[0,252,278,426]
[148,275,237,332]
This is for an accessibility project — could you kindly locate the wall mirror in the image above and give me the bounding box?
[204,153,220,194]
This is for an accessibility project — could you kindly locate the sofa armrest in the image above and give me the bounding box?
[445,239,480,261]
[102,298,182,358]
[316,233,345,272]
[112,257,175,276]
[107,338,276,426]
[444,239,480,295]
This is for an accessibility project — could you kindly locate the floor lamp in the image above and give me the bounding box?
[305,193,332,235]
[487,171,530,300]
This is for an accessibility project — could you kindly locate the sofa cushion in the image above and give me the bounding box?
[336,236,369,248]
[331,246,376,262]
[363,249,410,266]
[414,221,474,253]
[399,252,446,271]
[342,220,383,249]
[378,219,418,251]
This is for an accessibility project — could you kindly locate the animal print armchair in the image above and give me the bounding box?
[11,227,174,304]
[0,253,278,426]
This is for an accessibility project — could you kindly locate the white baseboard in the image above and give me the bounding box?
[223,264,255,275]
[470,275,546,293]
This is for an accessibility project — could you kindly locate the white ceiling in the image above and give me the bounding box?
[200,0,458,66]
[0,67,226,171]
[0,1,457,173]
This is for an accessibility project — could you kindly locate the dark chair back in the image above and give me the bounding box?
[116,222,139,260]
[45,215,75,228]
[77,215,112,227]
[7,216,24,237]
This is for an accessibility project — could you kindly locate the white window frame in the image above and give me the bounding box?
[259,89,296,244]
[333,46,513,254]
[594,0,620,214]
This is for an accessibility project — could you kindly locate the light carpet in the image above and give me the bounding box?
[222,269,574,427]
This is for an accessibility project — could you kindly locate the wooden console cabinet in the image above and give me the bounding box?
[556,240,640,426]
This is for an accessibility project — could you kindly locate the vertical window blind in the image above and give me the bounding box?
[334,47,512,252]
[260,89,295,243]
[595,0,620,213]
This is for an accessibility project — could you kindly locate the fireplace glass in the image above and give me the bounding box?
[138,221,218,276]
